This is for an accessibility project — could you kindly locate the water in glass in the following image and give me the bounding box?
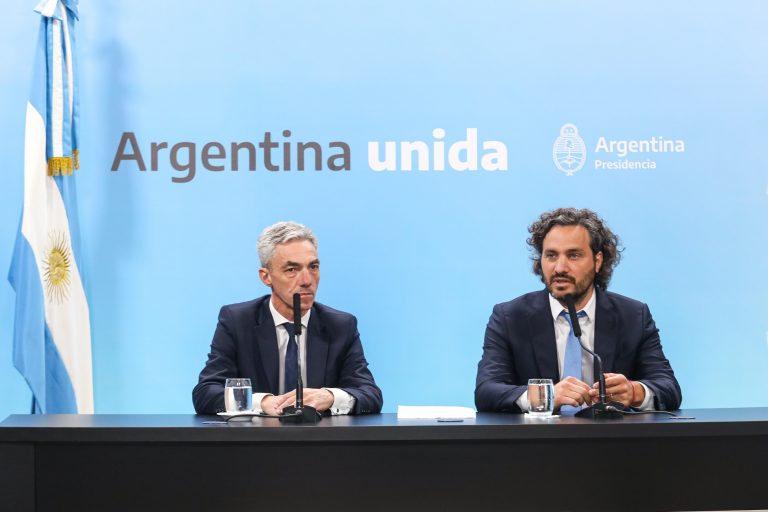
[528,378,554,417]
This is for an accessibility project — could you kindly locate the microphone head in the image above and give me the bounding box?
[563,294,582,338]
[292,292,302,336]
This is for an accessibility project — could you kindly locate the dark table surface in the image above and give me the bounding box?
[2,407,767,443]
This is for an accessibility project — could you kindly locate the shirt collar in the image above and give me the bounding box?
[548,287,597,322]
[269,295,311,328]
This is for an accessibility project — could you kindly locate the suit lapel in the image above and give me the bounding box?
[254,299,280,394]
[306,307,329,389]
[528,290,560,381]
[593,289,617,381]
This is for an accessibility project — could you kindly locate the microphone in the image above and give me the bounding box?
[293,292,303,409]
[293,292,302,336]
[563,293,624,419]
[279,292,320,424]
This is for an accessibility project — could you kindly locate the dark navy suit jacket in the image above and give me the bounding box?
[475,289,682,412]
[193,295,383,414]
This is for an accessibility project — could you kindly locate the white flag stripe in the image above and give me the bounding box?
[35,0,57,18]
[22,102,93,413]
[22,104,50,252]
[37,0,57,18]
[51,18,63,157]
[60,6,74,124]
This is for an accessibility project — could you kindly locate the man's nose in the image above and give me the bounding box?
[298,268,312,286]
[554,256,569,273]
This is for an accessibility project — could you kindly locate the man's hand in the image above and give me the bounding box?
[260,394,281,416]
[269,388,335,415]
[590,373,644,408]
[553,376,592,411]
[300,388,335,412]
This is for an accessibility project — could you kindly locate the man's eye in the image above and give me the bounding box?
[310,264,320,271]
[569,253,582,260]
[285,268,297,274]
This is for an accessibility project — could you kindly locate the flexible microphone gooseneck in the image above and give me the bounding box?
[293,292,304,409]
[279,292,321,424]
[563,293,624,419]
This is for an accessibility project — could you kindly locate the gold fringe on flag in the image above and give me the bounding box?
[46,149,80,176]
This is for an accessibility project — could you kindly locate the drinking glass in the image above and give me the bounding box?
[527,378,555,417]
[224,378,252,413]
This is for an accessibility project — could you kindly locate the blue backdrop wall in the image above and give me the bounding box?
[1,1,767,415]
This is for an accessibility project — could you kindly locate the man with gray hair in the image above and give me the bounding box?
[193,221,382,415]
[475,208,681,414]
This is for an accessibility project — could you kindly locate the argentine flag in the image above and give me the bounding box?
[8,0,93,414]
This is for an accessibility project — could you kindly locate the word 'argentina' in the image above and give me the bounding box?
[368,128,507,171]
[593,135,685,170]
[111,131,350,183]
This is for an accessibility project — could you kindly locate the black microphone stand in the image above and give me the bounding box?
[564,294,624,420]
[280,293,321,424]
[573,346,625,419]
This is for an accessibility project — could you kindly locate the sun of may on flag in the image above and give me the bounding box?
[8,0,93,414]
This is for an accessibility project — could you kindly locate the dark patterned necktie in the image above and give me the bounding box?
[283,322,298,393]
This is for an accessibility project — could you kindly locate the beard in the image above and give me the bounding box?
[546,269,596,305]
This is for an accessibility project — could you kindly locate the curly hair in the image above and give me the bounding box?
[527,208,622,290]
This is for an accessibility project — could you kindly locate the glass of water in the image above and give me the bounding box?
[527,378,555,417]
[224,378,252,413]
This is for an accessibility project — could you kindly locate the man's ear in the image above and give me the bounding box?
[258,267,272,287]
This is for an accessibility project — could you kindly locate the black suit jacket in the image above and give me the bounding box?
[474,289,682,412]
[193,295,383,414]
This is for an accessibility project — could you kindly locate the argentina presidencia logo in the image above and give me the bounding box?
[553,123,587,176]
[42,231,73,304]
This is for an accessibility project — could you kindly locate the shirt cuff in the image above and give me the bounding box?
[252,392,272,413]
[324,388,356,415]
[515,390,530,413]
[635,382,655,410]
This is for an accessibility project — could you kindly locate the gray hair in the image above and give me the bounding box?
[257,221,318,268]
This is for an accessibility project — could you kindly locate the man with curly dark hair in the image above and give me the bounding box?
[475,208,681,414]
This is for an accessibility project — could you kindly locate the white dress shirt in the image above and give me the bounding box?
[516,289,654,411]
[251,297,356,415]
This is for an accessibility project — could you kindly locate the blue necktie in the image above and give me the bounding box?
[560,310,587,415]
[283,322,298,393]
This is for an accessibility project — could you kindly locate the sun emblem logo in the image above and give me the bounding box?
[42,231,72,304]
